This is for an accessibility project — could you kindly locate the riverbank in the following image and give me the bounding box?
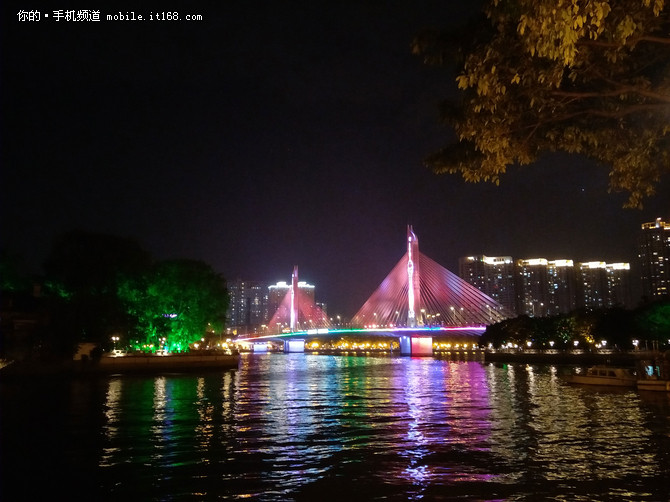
[2,350,659,378]
[483,350,654,366]
[0,352,240,379]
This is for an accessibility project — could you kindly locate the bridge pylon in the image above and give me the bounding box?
[407,225,422,329]
[399,334,433,356]
[351,226,512,356]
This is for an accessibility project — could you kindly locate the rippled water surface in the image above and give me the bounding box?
[2,354,670,501]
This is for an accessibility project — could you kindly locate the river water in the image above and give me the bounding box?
[1,353,669,501]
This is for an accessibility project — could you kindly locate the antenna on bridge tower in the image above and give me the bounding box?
[407,225,423,328]
[290,266,298,331]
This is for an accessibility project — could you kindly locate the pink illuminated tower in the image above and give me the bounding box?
[407,225,422,328]
[290,266,298,331]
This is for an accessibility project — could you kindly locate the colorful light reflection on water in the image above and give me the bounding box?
[1,355,670,501]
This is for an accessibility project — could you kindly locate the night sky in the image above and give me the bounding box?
[3,1,668,317]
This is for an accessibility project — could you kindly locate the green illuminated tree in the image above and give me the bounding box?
[549,314,577,346]
[635,299,670,343]
[119,259,229,351]
[413,0,669,207]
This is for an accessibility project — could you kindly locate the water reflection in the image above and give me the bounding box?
[398,359,432,498]
[485,362,666,499]
[238,354,336,496]
[81,356,670,500]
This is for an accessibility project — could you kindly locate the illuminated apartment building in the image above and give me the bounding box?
[463,249,632,316]
[576,262,631,309]
[515,259,550,316]
[546,260,577,314]
[458,255,516,314]
[638,218,670,299]
[227,279,269,332]
[268,279,316,317]
[605,263,632,307]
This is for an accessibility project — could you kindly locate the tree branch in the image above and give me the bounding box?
[578,34,670,49]
[552,83,670,104]
[517,103,663,138]
[638,35,670,45]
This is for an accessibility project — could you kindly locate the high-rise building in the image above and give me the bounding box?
[227,279,269,332]
[605,262,632,308]
[576,262,608,309]
[458,255,516,314]
[464,255,630,316]
[515,258,550,316]
[546,260,576,315]
[268,280,316,318]
[576,262,632,309]
[638,218,670,299]
[266,277,324,331]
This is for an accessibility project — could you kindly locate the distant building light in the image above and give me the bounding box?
[521,258,548,266]
[582,261,606,269]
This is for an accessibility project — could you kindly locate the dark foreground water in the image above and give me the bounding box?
[2,354,670,501]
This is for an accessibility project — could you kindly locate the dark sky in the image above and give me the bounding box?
[2,1,668,317]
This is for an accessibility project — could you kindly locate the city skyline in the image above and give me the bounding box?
[3,1,668,317]
[230,214,665,322]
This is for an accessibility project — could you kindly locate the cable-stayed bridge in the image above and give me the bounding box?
[351,226,508,329]
[237,226,511,355]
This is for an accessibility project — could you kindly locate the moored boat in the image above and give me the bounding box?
[563,365,637,387]
[637,351,670,392]
[637,379,670,392]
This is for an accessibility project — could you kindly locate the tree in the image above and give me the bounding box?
[482,314,537,346]
[0,249,31,292]
[634,298,670,344]
[413,0,669,207]
[118,259,229,352]
[43,230,152,354]
[592,306,635,346]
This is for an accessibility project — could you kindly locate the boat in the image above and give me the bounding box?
[636,351,670,392]
[563,365,637,387]
[637,379,670,392]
